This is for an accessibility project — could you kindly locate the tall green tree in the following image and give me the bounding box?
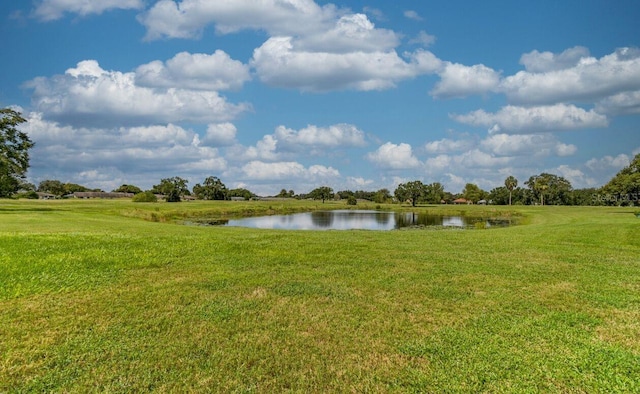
[462,183,485,203]
[309,186,333,203]
[504,176,518,205]
[600,153,640,206]
[154,177,189,202]
[525,173,572,205]
[424,182,445,204]
[193,176,227,200]
[0,109,34,198]
[394,181,426,207]
[37,180,66,196]
[373,188,392,204]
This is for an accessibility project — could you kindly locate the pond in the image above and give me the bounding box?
[196,210,514,231]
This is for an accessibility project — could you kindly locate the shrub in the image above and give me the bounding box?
[132,191,158,203]
[16,191,39,199]
[347,196,357,206]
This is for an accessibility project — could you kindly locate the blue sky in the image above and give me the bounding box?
[1,0,639,195]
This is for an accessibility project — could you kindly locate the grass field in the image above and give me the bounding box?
[1,199,639,392]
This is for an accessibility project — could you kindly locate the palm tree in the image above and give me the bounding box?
[536,178,549,206]
[504,176,518,205]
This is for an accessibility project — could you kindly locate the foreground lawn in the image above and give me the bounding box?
[1,200,638,392]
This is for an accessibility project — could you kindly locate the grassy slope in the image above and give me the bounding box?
[0,200,638,392]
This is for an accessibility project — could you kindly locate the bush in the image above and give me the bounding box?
[347,196,357,206]
[15,191,39,199]
[132,191,158,203]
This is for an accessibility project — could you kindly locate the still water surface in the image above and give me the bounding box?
[206,210,512,230]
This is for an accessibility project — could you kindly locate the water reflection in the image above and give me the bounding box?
[213,210,512,231]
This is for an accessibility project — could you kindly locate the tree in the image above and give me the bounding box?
[600,153,640,206]
[114,184,143,194]
[0,109,34,198]
[570,188,602,206]
[37,179,66,196]
[462,183,485,203]
[276,189,296,198]
[193,176,227,200]
[154,177,189,202]
[489,186,510,205]
[63,183,91,193]
[424,182,445,204]
[228,188,255,201]
[394,181,426,207]
[373,188,392,204]
[309,186,333,203]
[525,173,572,205]
[504,176,518,205]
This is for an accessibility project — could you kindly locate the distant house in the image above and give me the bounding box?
[453,198,470,205]
[37,192,57,200]
[70,192,134,199]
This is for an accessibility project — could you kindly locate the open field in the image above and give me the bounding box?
[1,199,639,392]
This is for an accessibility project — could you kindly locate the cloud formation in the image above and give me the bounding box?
[26,60,249,128]
[453,104,608,134]
[241,161,339,181]
[20,112,227,190]
[431,63,501,98]
[33,0,143,21]
[481,133,577,157]
[138,0,337,40]
[501,47,640,105]
[274,124,367,151]
[367,142,421,169]
[251,38,441,92]
[135,51,251,91]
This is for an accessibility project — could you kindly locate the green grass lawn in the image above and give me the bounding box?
[1,199,638,392]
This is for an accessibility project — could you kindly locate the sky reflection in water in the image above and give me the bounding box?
[219,210,511,230]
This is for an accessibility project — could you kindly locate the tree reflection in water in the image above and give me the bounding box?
[208,210,513,230]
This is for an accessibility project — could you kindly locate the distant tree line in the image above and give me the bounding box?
[10,153,640,206]
[2,107,639,205]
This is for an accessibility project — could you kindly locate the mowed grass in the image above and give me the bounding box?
[0,200,638,392]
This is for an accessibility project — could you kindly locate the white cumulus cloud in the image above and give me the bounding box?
[519,46,591,73]
[274,124,367,151]
[366,142,421,169]
[586,154,631,171]
[202,123,238,147]
[19,112,228,190]
[251,37,441,92]
[431,62,501,98]
[425,137,475,154]
[295,13,399,53]
[481,133,577,157]
[135,51,251,91]
[241,161,339,181]
[138,0,337,40]
[33,0,143,21]
[501,47,640,105]
[596,90,640,115]
[453,104,608,134]
[26,60,249,128]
